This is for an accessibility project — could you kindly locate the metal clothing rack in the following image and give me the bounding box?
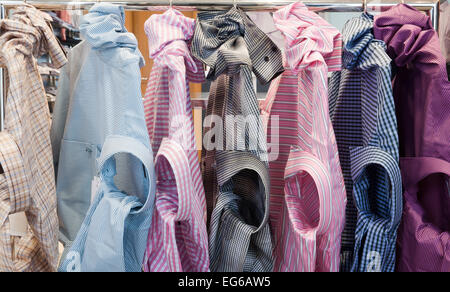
[0,0,441,131]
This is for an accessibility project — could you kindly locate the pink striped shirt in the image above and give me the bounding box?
[142,9,209,272]
[260,3,347,272]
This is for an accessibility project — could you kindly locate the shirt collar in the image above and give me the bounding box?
[374,4,446,76]
[273,2,342,72]
[342,13,391,70]
[191,7,284,84]
[81,4,137,50]
[0,5,67,69]
[145,9,205,82]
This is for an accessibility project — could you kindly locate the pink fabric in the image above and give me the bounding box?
[261,2,346,272]
[142,9,209,272]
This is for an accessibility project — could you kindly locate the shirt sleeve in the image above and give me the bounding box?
[348,145,402,271]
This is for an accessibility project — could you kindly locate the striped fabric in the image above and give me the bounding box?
[191,7,284,272]
[0,5,67,272]
[58,136,156,272]
[328,13,402,272]
[210,151,273,272]
[142,9,209,272]
[50,3,148,257]
[260,3,346,272]
[57,4,156,272]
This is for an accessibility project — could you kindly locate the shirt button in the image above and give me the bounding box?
[264,56,269,62]
[272,46,277,52]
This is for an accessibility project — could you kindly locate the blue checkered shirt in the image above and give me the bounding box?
[329,13,403,272]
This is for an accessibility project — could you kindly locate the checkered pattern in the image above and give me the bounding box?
[0,5,67,272]
[328,13,402,272]
[141,9,209,272]
[191,7,284,272]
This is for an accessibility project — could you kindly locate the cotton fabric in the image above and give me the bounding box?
[0,5,67,272]
[261,2,346,272]
[374,4,450,272]
[329,13,402,272]
[141,9,209,272]
[51,3,148,256]
[58,135,155,272]
[56,4,155,272]
[191,7,284,272]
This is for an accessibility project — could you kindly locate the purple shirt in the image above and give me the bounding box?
[374,3,450,272]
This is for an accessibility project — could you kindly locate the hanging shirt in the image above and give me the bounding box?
[374,4,450,272]
[0,5,67,272]
[50,3,151,259]
[141,9,209,272]
[260,2,346,272]
[56,3,155,272]
[191,7,284,272]
[329,13,402,272]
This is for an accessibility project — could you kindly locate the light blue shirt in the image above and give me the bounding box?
[51,3,155,271]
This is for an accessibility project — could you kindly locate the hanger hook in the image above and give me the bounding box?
[363,0,367,13]
[233,0,237,9]
[170,0,173,8]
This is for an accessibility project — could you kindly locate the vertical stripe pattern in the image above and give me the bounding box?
[261,2,346,272]
[142,9,209,272]
[191,7,284,272]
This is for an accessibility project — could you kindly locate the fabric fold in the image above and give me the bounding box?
[374,4,450,272]
[80,3,132,49]
[395,157,450,271]
[329,12,401,272]
[191,7,284,83]
[145,9,204,82]
[0,5,67,67]
[79,3,144,67]
[349,146,402,272]
[0,5,67,272]
[374,4,442,72]
[341,13,391,70]
[272,2,342,72]
[192,7,283,272]
[142,9,209,272]
[51,3,148,261]
[58,135,155,272]
[264,2,346,272]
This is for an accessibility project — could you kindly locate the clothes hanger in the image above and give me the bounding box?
[363,0,368,13]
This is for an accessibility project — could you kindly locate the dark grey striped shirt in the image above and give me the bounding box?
[191,7,284,272]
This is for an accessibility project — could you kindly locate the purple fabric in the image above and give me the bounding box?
[374,4,450,272]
